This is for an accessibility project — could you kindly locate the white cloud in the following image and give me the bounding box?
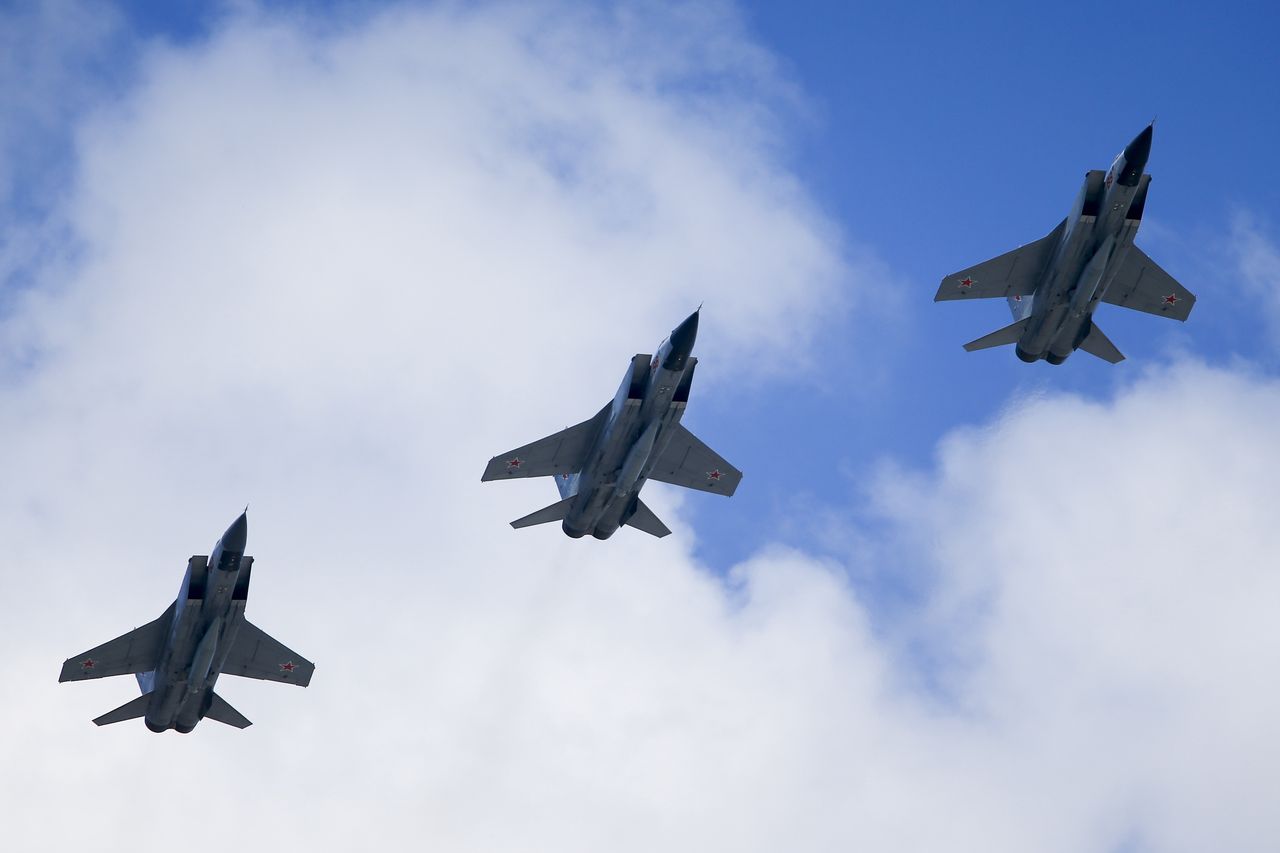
[1,4,1278,853]
[1232,213,1280,343]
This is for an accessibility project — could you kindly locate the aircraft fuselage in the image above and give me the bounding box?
[1015,125,1153,364]
[559,313,699,539]
[140,515,251,733]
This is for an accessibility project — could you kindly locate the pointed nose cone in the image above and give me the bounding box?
[1119,124,1153,185]
[220,510,248,553]
[662,309,699,370]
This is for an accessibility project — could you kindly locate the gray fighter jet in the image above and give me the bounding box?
[935,124,1194,364]
[59,511,313,732]
[482,309,741,539]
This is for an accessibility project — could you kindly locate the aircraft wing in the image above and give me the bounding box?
[481,403,608,481]
[59,602,174,682]
[935,218,1066,301]
[1102,246,1195,321]
[221,619,314,687]
[648,424,742,496]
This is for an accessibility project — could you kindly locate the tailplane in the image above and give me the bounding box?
[1077,322,1125,364]
[624,498,672,538]
[963,317,1030,352]
[510,496,575,529]
[205,692,252,729]
[93,693,152,727]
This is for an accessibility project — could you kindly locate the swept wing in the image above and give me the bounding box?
[935,219,1066,301]
[482,404,608,481]
[1102,246,1195,321]
[649,424,742,496]
[59,602,175,682]
[221,619,314,687]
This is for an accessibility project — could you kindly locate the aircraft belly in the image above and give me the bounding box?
[145,679,184,730]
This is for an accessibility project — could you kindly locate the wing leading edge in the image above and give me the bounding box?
[221,619,314,687]
[649,424,742,496]
[1102,246,1195,321]
[482,404,609,481]
[936,219,1066,302]
[59,602,175,682]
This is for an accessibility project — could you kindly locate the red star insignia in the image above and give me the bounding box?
[81,659,95,670]
[506,457,522,470]
[1013,294,1022,302]
[707,470,722,481]
[279,661,297,673]
[1162,293,1179,306]
[958,277,974,289]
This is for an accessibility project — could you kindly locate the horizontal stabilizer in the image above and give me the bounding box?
[625,499,671,538]
[963,318,1029,352]
[60,602,175,682]
[205,692,252,729]
[511,496,575,529]
[93,693,152,727]
[1078,323,1125,364]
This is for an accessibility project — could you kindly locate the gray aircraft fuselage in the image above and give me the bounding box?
[557,311,699,539]
[1013,125,1153,364]
[138,513,253,732]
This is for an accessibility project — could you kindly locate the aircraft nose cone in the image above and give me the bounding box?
[662,309,699,370]
[221,510,248,553]
[1121,124,1153,181]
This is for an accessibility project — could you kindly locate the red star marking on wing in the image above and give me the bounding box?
[279,661,297,673]
[81,659,95,670]
[1162,293,1179,306]
[958,277,974,289]
[506,457,522,470]
[706,470,722,481]
[1013,294,1022,302]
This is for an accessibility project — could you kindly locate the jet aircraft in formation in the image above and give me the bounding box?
[59,123,1200,732]
[59,512,313,732]
[482,309,741,539]
[935,124,1195,364]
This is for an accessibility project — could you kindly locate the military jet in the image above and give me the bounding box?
[482,309,741,539]
[59,511,313,732]
[935,124,1195,364]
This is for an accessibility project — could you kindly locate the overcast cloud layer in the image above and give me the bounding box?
[1,4,1278,852]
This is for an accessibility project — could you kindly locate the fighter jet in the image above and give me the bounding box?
[482,309,741,539]
[935,124,1194,364]
[59,511,313,732]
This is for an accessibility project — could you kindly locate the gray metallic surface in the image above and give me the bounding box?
[483,310,742,539]
[936,124,1195,364]
[59,512,314,733]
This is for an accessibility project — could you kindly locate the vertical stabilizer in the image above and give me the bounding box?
[555,471,580,500]
[1007,291,1034,321]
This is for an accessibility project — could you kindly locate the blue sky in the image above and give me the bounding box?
[4,2,1280,850]
[678,0,1280,566]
